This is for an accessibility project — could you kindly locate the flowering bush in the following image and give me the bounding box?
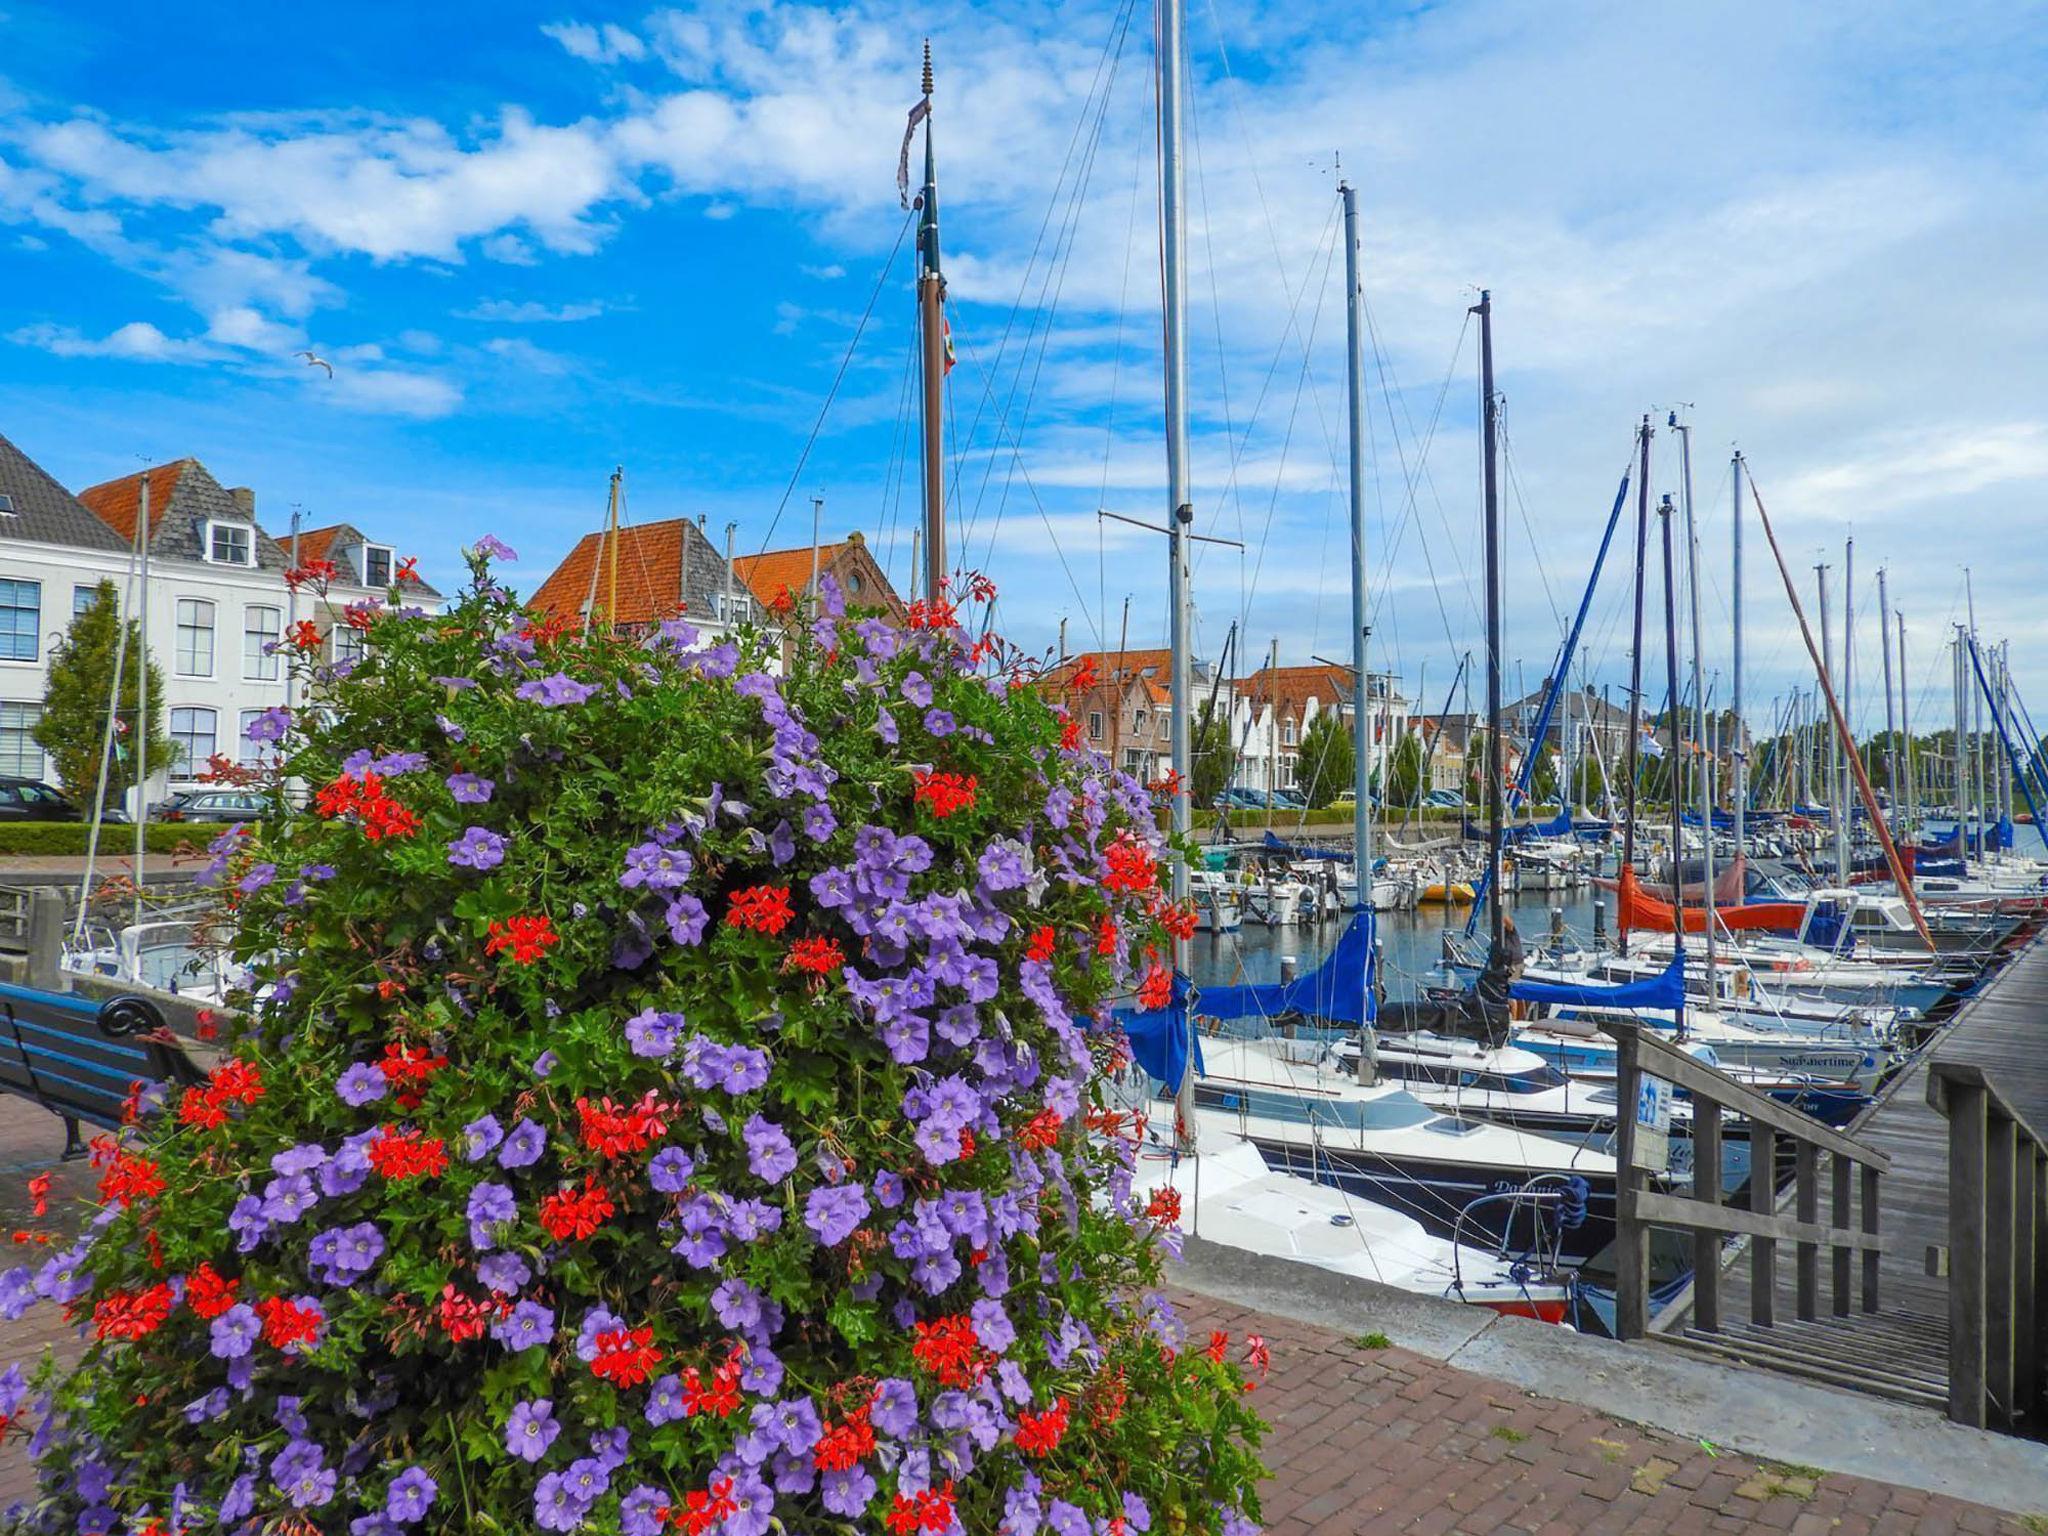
[2,547,1264,1535]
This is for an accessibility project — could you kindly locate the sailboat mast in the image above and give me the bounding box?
[1879,566,1899,833]
[1966,568,1982,856]
[1158,0,1196,1144]
[1473,291,1504,961]
[1619,417,1651,947]
[1898,612,1913,837]
[1816,563,1836,875]
[1675,419,1714,986]
[1731,450,1746,870]
[134,472,150,928]
[916,43,947,606]
[1841,538,1854,877]
[1657,494,1688,1024]
[1341,182,1374,907]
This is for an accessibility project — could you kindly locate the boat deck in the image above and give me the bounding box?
[1662,926,2048,1413]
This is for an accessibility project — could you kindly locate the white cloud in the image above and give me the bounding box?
[542,20,647,64]
[456,298,605,322]
[9,319,221,362]
[482,336,576,375]
[801,262,845,280]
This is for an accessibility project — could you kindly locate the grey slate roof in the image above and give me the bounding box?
[0,431,131,553]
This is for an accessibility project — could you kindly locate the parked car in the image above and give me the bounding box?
[0,778,82,821]
[151,790,266,825]
[1423,788,1465,810]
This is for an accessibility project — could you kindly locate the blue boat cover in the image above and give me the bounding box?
[1114,971,1205,1090]
[1920,827,1964,856]
[1996,813,2014,851]
[1261,830,1351,864]
[1194,911,1377,1028]
[1509,949,1687,1012]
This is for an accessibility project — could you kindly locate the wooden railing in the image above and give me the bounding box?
[1600,1019,1889,1341]
[1929,1062,2048,1428]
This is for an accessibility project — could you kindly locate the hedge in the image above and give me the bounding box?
[0,821,214,856]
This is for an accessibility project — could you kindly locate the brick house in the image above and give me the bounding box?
[529,517,743,636]
[1036,648,1176,782]
[730,531,907,623]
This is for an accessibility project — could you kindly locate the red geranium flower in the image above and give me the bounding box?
[92,1283,175,1342]
[1014,1396,1070,1457]
[1025,925,1057,962]
[591,1326,665,1387]
[486,914,559,964]
[577,1092,671,1159]
[257,1295,323,1352]
[97,1151,164,1209]
[366,1127,447,1182]
[187,1263,239,1321]
[785,935,844,974]
[912,769,978,819]
[725,885,795,936]
[538,1177,615,1241]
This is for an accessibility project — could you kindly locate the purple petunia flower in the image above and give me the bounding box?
[506,1399,559,1463]
[741,1115,797,1183]
[448,773,494,804]
[516,672,597,707]
[499,1119,546,1168]
[386,1467,437,1524]
[470,535,518,562]
[209,1303,259,1360]
[245,706,291,743]
[478,1252,531,1294]
[620,841,692,891]
[804,1183,869,1247]
[448,826,506,871]
[463,1114,504,1162]
[624,1008,684,1059]
[901,671,933,708]
[870,1377,918,1439]
[237,863,277,895]
[467,1182,516,1249]
[491,1299,555,1352]
[336,1063,387,1107]
[648,1146,695,1193]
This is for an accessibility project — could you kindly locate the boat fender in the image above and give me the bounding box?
[1556,1177,1589,1231]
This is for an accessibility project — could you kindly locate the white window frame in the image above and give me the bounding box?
[0,580,41,664]
[331,626,368,666]
[73,584,105,618]
[1088,711,1104,740]
[244,605,282,681]
[169,707,218,777]
[0,702,42,778]
[175,598,216,677]
[716,591,752,624]
[238,708,276,767]
[205,520,257,568]
[1282,719,1297,746]
[361,544,395,588]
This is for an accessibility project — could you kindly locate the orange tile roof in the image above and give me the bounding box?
[1238,663,1354,720]
[531,519,698,626]
[294,526,345,563]
[76,460,190,543]
[1037,648,1173,690]
[730,543,850,611]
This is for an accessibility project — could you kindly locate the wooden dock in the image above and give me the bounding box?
[1660,931,2048,1414]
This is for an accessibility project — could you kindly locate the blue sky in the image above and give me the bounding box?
[3,0,2046,735]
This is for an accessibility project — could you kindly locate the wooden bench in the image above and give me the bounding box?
[0,981,205,1158]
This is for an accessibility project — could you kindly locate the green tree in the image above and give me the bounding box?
[34,581,169,808]
[1191,698,1237,806]
[1386,732,1424,808]
[1296,709,1354,809]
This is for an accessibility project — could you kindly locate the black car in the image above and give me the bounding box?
[0,778,81,821]
[151,790,266,825]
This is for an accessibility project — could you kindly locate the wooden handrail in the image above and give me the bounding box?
[1601,1019,1891,1171]
[1928,1061,2047,1157]
[1601,1017,1885,1343]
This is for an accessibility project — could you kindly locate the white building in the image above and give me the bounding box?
[1227,664,1411,799]
[0,431,439,811]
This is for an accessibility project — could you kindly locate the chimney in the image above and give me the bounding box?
[229,487,256,518]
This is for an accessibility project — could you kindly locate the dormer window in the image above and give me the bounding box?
[362,545,395,588]
[207,521,255,566]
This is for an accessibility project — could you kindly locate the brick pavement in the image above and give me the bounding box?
[0,1088,2037,1530]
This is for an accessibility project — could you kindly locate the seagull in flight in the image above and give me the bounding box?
[296,350,333,378]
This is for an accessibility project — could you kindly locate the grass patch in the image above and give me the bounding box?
[1349,1331,1392,1351]
[1489,1425,1528,1444]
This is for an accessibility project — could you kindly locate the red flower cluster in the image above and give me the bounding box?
[910,1315,991,1388]
[885,1483,958,1535]
[1018,1106,1063,1152]
[187,1263,238,1320]
[485,914,559,964]
[287,619,323,650]
[724,885,795,936]
[1204,1329,1231,1364]
[1244,1332,1271,1375]
[1155,899,1200,942]
[25,1172,49,1220]
[784,935,844,975]
[591,1326,665,1387]
[178,1057,266,1130]
[92,1282,174,1342]
[812,1404,876,1472]
[343,601,382,633]
[283,558,340,590]
[379,1043,446,1109]
[257,1295,323,1351]
[312,772,420,841]
[1136,957,1173,1012]
[438,1285,491,1343]
[578,1092,671,1159]
[671,1476,737,1536]
[1145,1187,1183,1226]
[366,1127,447,1182]
[538,1177,615,1242]
[1014,1395,1070,1457]
[905,596,958,631]
[1025,925,1057,962]
[1102,833,1158,894]
[1067,657,1099,693]
[680,1352,745,1419]
[1059,715,1083,751]
[96,1150,164,1209]
[912,770,978,819]
[1095,914,1119,957]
